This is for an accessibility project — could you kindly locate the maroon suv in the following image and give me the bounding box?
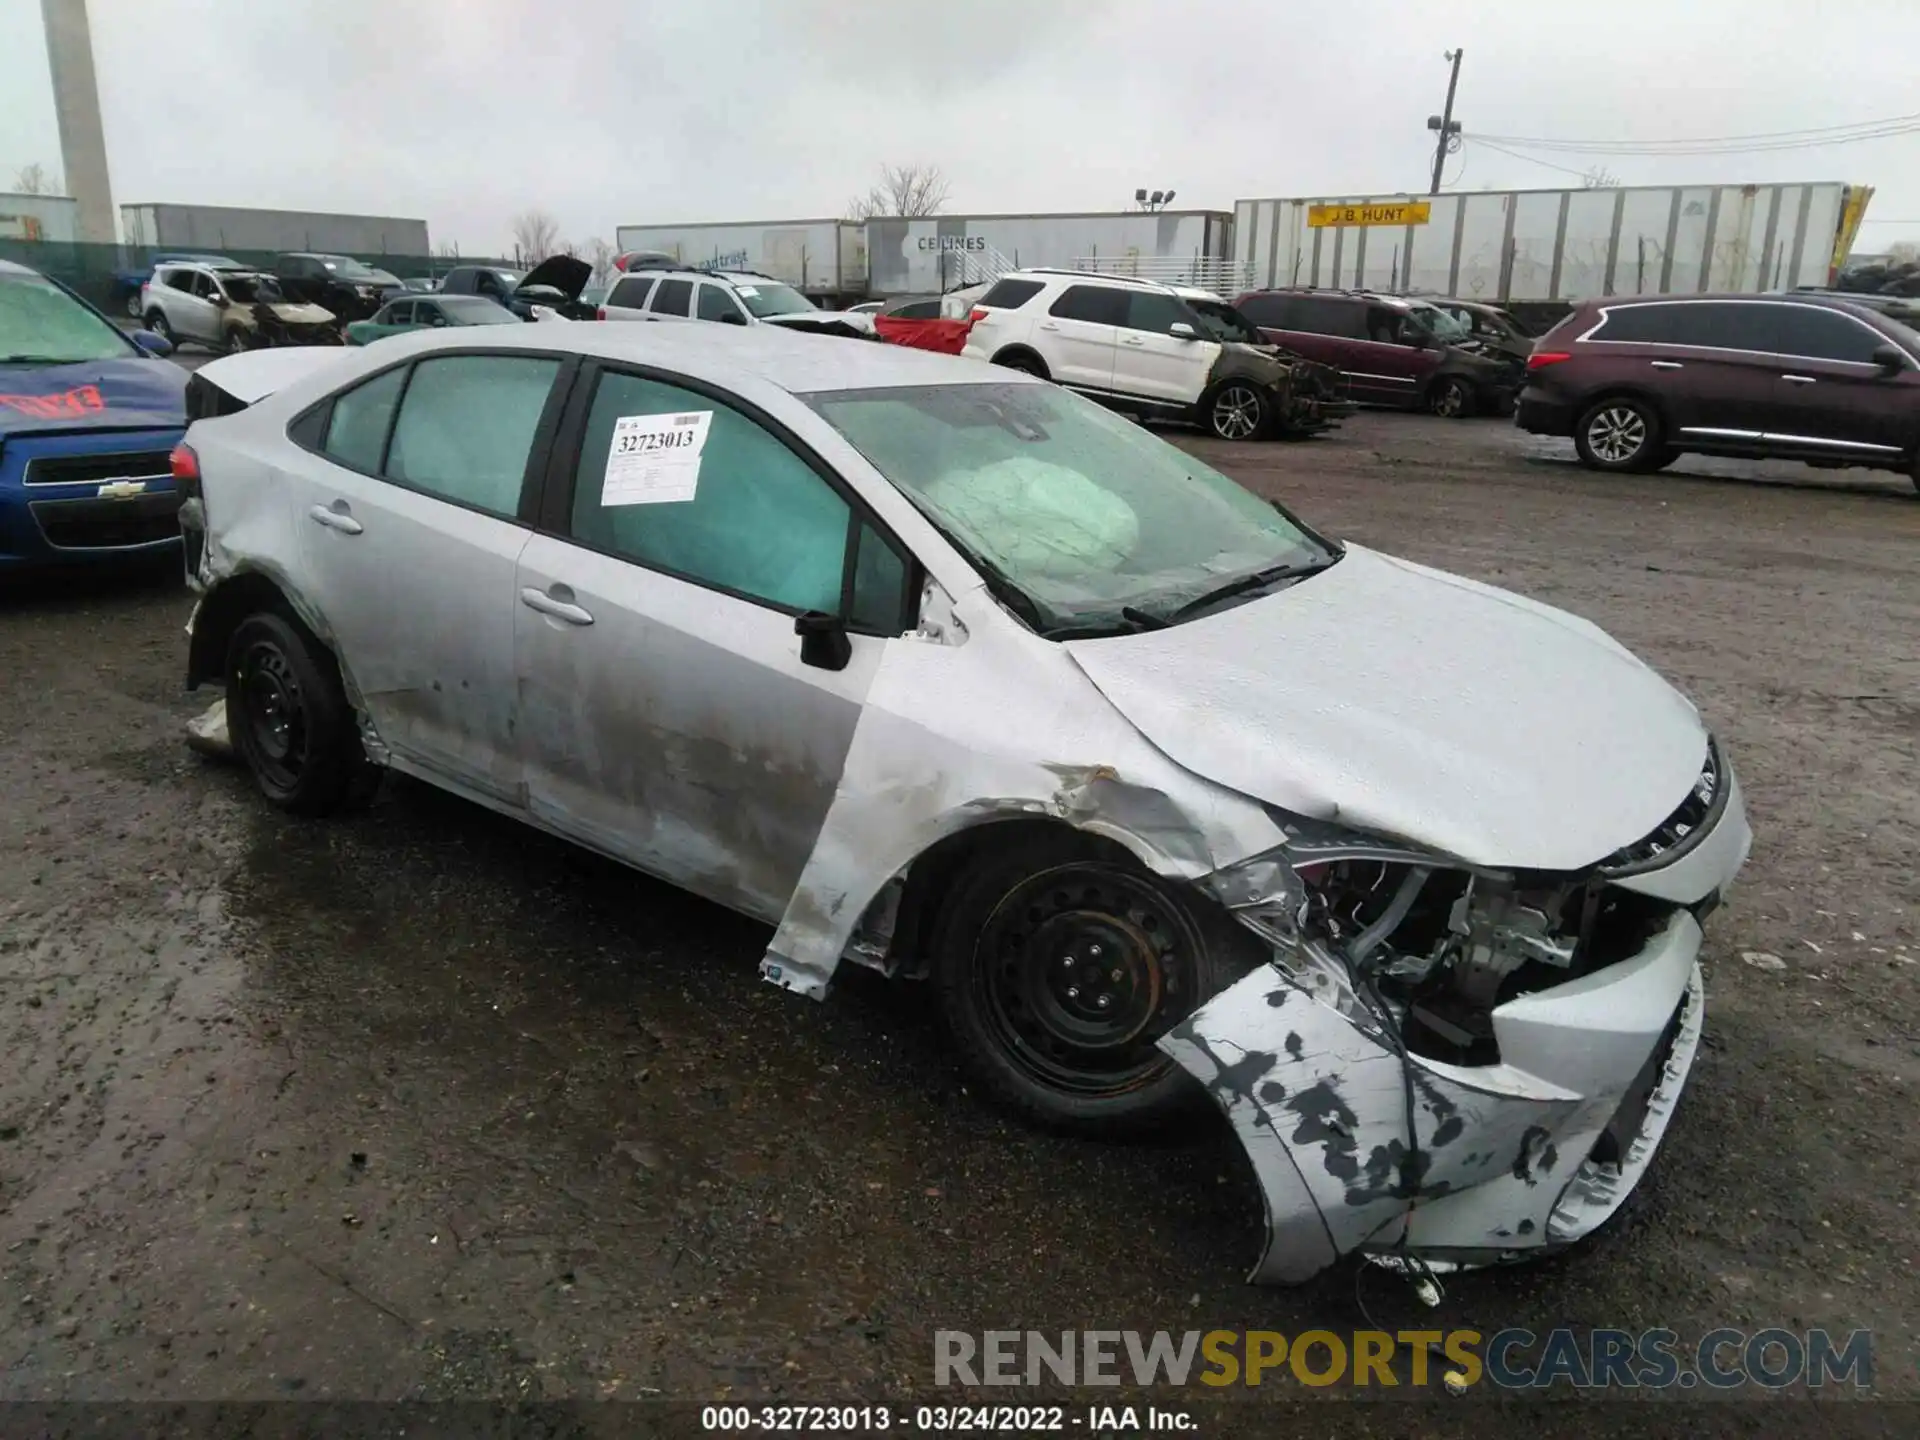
[1517,293,1920,492]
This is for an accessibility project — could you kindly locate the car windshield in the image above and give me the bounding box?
[1187,298,1263,344]
[491,269,525,288]
[1410,305,1472,342]
[318,256,378,280]
[439,296,519,324]
[220,273,285,304]
[806,381,1334,634]
[0,271,137,363]
[735,282,815,318]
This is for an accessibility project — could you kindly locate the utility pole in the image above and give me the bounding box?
[39,0,116,244]
[1427,48,1464,195]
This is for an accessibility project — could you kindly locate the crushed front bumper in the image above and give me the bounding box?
[1160,769,1750,1284]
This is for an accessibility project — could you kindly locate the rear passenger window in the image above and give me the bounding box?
[649,279,694,316]
[696,284,742,322]
[977,278,1044,309]
[384,355,560,517]
[1589,305,1681,344]
[1234,294,1295,329]
[1048,285,1128,325]
[1776,306,1888,364]
[320,365,408,474]
[607,275,654,309]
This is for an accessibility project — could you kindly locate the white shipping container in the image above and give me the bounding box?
[1231,183,1871,301]
[865,211,1234,296]
[612,219,867,297]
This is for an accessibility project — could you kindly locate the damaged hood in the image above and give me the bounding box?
[258,302,334,324]
[1065,545,1708,871]
[515,255,592,303]
[0,357,187,438]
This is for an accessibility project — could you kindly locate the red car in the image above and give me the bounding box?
[1233,288,1523,418]
[1517,292,1920,491]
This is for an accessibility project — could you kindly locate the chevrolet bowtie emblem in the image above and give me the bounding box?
[96,480,147,500]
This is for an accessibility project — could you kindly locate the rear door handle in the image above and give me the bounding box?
[519,585,594,626]
[307,501,363,535]
[1038,322,1060,331]
[1649,360,1683,370]
[1123,337,1146,346]
[1782,374,1817,385]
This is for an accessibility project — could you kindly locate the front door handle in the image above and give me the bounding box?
[1781,374,1817,385]
[1649,360,1683,370]
[1038,322,1060,331]
[1123,337,1146,345]
[519,585,594,626]
[307,501,363,535]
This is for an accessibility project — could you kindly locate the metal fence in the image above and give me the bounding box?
[0,239,519,316]
[1070,254,1255,295]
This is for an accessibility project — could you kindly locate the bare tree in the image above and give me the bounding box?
[845,163,950,221]
[584,237,618,284]
[1580,165,1622,190]
[510,209,562,265]
[1886,240,1920,265]
[12,162,62,195]
[435,239,461,260]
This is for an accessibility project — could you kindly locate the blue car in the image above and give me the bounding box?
[1,258,189,571]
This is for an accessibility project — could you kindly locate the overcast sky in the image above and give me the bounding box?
[5,0,1920,254]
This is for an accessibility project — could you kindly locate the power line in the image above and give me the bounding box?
[1475,110,1920,150]
[1470,118,1920,157]
[1467,137,1611,180]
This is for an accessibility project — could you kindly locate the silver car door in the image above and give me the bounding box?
[513,364,914,922]
[293,351,565,802]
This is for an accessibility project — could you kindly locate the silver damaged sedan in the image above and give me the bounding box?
[176,322,1752,1285]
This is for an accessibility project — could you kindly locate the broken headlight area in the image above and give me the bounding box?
[1204,819,1682,1068]
[1166,811,1722,1285]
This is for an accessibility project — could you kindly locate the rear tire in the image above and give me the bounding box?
[225,326,253,354]
[145,311,174,347]
[1574,396,1665,472]
[931,834,1253,1137]
[225,611,379,816]
[125,292,144,320]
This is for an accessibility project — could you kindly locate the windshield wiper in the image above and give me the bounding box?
[1153,554,1342,627]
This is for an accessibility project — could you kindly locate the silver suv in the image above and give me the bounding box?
[598,265,871,335]
[143,263,337,353]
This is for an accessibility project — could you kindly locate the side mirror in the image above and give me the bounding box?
[131,329,173,358]
[428,314,449,327]
[1871,344,1906,373]
[212,293,230,308]
[794,611,852,671]
[1167,321,1197,340]
[719,310,748,326]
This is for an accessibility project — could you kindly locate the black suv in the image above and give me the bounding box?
[1233,288,1525,418]
[272,253,402,323]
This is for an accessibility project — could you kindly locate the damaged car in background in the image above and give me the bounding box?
[171,324,1750,1287]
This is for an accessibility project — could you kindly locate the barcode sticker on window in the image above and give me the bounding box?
[601,411,713,505]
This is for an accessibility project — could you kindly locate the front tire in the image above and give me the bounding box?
[1426,375,1476,419]
[145,310,174,347]
[1574,397,1664,471]
[932,835,1251,1137]
[1205,381,1269,440]
[225,326,254,354]
[992,350,1048,379]
[225,611,378,816]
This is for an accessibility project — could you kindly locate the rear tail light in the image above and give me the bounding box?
[597,306,607,320]
[968,307,989,324]
[1526,351,1572,371]
[170,442,201,500]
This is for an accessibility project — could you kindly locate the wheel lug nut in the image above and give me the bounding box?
[1066,987,1080,1000]
[1089,944,1103,957]
[1096,994,1113,1010]
[1110,969,1122,983]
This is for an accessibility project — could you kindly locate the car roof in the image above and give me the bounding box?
[1583,291,1889,315]
[1004,268,1180,295]
[358,316,1030,395]
[0,258,38,278]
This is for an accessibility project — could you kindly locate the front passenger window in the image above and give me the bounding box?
[385,355,560,516]
[1123,292,1189,335]
[696,285,742,322]
[569,371,873,618]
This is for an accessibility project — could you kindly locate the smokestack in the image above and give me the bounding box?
[39,0,116,244]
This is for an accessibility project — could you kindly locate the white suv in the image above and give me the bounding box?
[960,269,1338,440]
[598,266,871,336]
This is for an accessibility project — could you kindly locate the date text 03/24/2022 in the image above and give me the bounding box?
[700,1404,1195,1432]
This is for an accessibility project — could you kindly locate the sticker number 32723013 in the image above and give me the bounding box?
[602,410,714,506]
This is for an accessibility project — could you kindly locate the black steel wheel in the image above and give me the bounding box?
[934,838,1251,1135]
[224,611,378,815]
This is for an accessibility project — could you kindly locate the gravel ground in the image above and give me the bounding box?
[1,408,1915,1431]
